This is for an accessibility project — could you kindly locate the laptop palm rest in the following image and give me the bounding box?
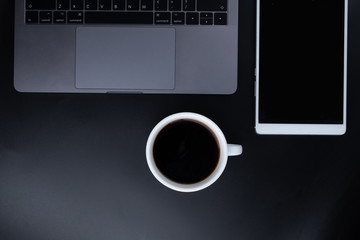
[75,27,175,90]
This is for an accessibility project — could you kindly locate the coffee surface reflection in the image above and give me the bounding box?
[153,119,220,184]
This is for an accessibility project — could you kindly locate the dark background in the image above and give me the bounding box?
[1,1,359,240]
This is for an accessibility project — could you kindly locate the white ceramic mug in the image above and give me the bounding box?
[146,112,243,192]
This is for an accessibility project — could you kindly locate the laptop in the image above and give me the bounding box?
[14,0,238,94]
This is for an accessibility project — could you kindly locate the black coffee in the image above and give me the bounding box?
[153,119,220,184]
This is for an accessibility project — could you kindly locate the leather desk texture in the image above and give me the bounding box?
[1,1,360,240]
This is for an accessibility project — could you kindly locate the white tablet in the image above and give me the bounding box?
[255,0,348,135]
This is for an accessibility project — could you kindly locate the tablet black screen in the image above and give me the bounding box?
[259,0,345,124]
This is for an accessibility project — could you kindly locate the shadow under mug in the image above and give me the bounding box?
[146,112,243,192]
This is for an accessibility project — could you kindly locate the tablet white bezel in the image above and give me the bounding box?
[255,0,348,135]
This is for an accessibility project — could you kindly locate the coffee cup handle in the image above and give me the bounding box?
[227,144,243,156]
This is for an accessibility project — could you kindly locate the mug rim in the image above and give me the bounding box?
[146,112,228,192]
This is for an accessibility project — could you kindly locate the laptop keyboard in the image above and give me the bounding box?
[25,0,228,25]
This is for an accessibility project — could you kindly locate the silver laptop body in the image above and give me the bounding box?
[14,0,238,94]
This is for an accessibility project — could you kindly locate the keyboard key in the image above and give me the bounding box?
[71,0,84,10]
[85,12,153,24]
[25,11,38,24]
[197,0,227,11]
[85,0,98,10]
[200,18,213,25]
[214,13,227,25]
[183,0,195,11]
[155,12,170,24]
[113,0,126,10]
[155,0,167,11]
[99,0,112,10]
[127,0,140,10]
[169,0,181,11]
[200,12,213,25]
[26,0,56,10]
[57,0,70,10]
[186,12,198,25]
[68,11,84,23]
[40,11,52,24]
[141,0,153,10]
[201,12,213,19]
[54,11,66,24]
[172,12,184,25]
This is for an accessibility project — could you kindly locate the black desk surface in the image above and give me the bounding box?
[1,1,360,240]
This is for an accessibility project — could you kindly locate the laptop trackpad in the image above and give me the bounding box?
[75,27,175,90]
